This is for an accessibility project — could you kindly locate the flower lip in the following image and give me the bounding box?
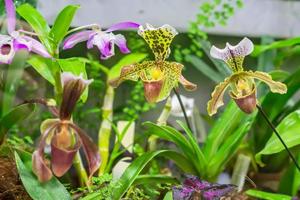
[143,79,164,103]
[230,86,257,114]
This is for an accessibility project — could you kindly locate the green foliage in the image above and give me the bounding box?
[112,150,194,200]
[17,4,53,54]
[246,189,292,200]
[279,153,300,195]
[145,116,252,180]
[0,103,35,144]
[17,3,79,55]
[256,110,300,166]
[49,5,80,51]
[14,151,71,200]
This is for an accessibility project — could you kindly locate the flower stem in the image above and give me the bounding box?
[256,104,300,172]
[173,89,192,130]
[18,29,39,36]
[98,86,114,175]
[66,24,100,35]
[73,152,90,191]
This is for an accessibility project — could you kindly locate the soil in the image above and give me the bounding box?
[0,157,31,200]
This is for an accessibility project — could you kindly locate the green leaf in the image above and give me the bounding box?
[203,101,248,158]
[27,56,56,85]
[49,5,80,49]
[279,153,300,195]
[14,151,71,200]
[112,150,196,200]
[108,53,147,80]
[256,110,300,166]
[208,122,251,178]
[133,175,178,185]
[16,4,53,54]
[57,57,89,102]
[246,189,291,200]
[2,50,29,115]
[252,37,300,57]
[0,103,35,143]
[163,191,173,200]
[185,55,223,83]
[176,121,207,170]
[257,36,275,72]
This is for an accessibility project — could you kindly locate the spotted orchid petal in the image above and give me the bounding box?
[32,123,59,182]
[0,34,15,64]
[105,21,140,32]
[207,75,236,116]
[109,61,154,88]
[241,70,287,94]
[69,123,100,181]
[4,0,16,34]
[138,24,178,61]
[210,37,254,72]
[21,35,51,58]
[60,72,93,120]
[63,30,95,50]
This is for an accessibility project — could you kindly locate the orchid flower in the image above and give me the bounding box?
[172,175,237,200]
[0,0,51,64]
[207,37,287,116]
[109,24,197,103]
[32,72,100,182]
[63,22,139,59]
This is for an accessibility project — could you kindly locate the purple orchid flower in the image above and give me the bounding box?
[173,175,237,200]
[63,22,140,59]
[0,0,51,64]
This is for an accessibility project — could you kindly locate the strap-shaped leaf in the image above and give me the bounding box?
[49,5,79,49]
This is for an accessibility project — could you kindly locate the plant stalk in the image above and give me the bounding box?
[73,152,90,190]
[148,97,172,151]
[98,86,114,175]
[173,89,192,130]
[256,104,300,173]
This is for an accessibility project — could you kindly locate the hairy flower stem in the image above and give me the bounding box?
[98,86,114,175]
[256,104,300,173]
[148,97,172,151]
[173,88,192,130]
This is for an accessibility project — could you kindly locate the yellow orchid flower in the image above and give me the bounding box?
[109,24,197,103]
[207,37,287,116]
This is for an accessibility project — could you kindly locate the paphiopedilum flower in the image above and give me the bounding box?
[207,37,287,116]
[32,72,100,182]
[0,0,51,64]
[109,24,197,103]
[172,175,236,200]
[63,22,139,59]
